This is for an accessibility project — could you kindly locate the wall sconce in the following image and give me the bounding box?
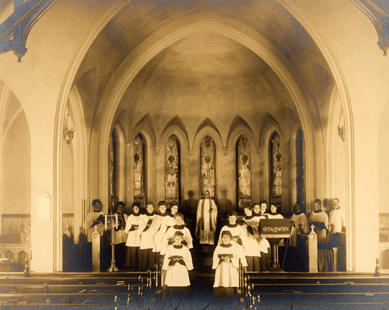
[63,127,74,144]
[63,104,75,144]
[338,126,345,141]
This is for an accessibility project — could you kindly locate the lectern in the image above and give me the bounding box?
[259,219,291,272]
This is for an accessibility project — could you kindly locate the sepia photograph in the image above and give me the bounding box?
[0,0,389,308]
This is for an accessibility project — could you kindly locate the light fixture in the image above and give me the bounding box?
[63,104,75,144]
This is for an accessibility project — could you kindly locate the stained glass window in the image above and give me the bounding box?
[165,135,180,203]
[296,127,305,208]
[237,134,251,208]
[270,132,282,206]
[109,130,117,208]
[200,136,216,198]
[133,134,145,207]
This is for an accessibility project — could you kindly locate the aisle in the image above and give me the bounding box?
[156,273,242,310]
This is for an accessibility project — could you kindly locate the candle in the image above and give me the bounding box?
[105,214,107,231]
[115,214,118,229]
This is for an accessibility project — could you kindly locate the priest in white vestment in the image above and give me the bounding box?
[195,191,218,245]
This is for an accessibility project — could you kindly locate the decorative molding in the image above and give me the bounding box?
[255,144,261,154]
[0,0,58,62]
[154,146,160,155]
[350,0,389,55]
[187,146,194,156]
[222,145,228,155]
[284,140,290,152]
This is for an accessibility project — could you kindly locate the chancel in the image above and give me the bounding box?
[0,0,389,308]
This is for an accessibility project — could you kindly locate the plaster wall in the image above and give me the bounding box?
[289,0,389,271]
[0,0,123,271]
[2,111,31,214]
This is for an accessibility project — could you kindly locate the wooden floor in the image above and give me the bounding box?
[0,271,388,309]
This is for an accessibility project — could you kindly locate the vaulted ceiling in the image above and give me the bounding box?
[73,0,335,137]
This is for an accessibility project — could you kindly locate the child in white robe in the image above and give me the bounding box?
[254,201,271,271]
[161,212,193,256]
[241,205,261,271]
[124,204,141,269]
[162,231,193,287]
[217,211,247,267]
[213,231,246,288]
[138,202,159,270]
[152,202,170,266]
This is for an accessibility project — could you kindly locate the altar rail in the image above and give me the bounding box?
[1,214,74,236]
[1,214,30,236]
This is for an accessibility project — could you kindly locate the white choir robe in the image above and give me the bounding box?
[138,213,158,250]
[242,216,261,257]
[166,214,175,228]
[329,208,346,236]
[124,214,141,246]
[308,211,329,244]
[152,213,170,253]
[256,215,270,253]
[161,225,193,255]
[213,243,245,288]
[290,212,309,247]
[217,224,247,266]
[83,211,105,242]
[195,199,218,245]
[114,213,128,244]
[163,245,193,287]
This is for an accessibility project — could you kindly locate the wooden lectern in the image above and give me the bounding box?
[259,219,291,272]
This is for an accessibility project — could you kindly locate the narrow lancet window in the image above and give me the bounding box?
[109,130,117,207]
[296,127,305,208]
[200,135,216,198]
[237,134,251,208]
[270,132,282,206]
[134,134,145,207]
[165,135,180,203]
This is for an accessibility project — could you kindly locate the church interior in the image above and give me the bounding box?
[1,0,389,308]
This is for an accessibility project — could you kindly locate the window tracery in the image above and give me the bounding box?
[270,132,282,206]
[134,134,145,206]
[237,134,251,208]
[200,135,216,198]
[165,135,180,203]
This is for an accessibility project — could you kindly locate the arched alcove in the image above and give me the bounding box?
[0,82,31,236]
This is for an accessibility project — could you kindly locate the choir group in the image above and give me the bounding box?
[83,197,346,287]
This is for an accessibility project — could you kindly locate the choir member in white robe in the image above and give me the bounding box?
[290,203,309,247]
[163,231,193,287]
[329,198,346,237]
[152,202,170,265]
[161,213,193,255]
[217,211,247,267]
[285,203,309,272]
[83,199,105,242]
[308,199,330,272]
[113,201,128,269]
[308,199,329,244]
[138,202,159,270]
[254,201,271,271]
[241,205,261,271]
[124,204,141,269]
[195,191,218,245]
[166,203,179,229]
[329,198,346,271]
[213,231,245,287]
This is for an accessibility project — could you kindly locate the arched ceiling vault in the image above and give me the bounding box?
[74,0,335,141]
